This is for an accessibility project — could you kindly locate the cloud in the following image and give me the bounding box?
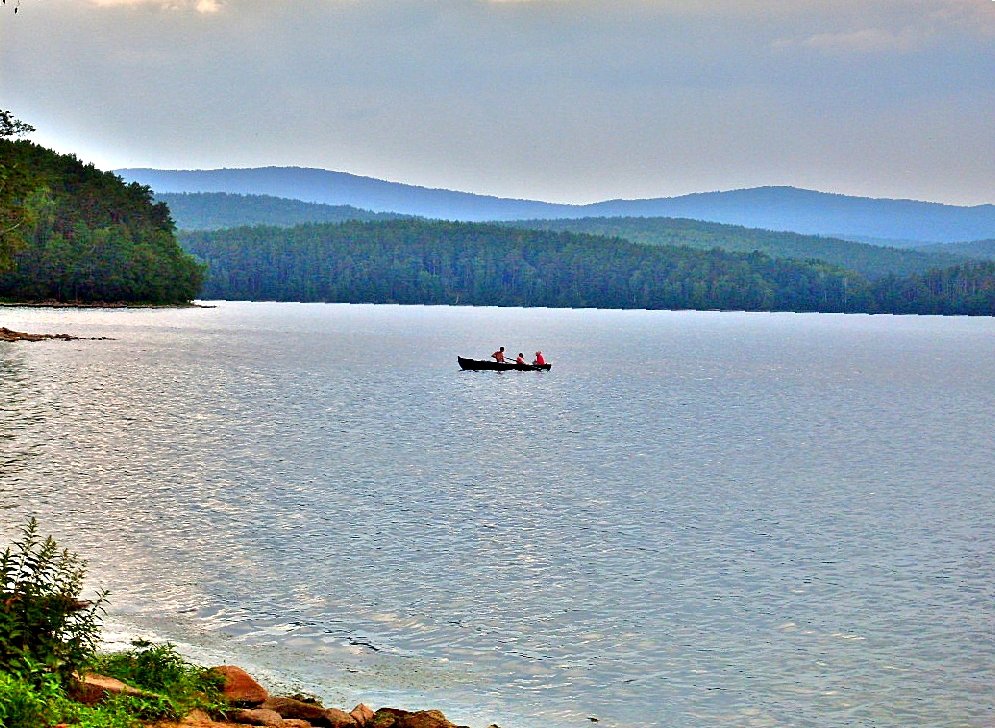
[88,0,222,13]
[5,0,991,204]
[771,0,995,55]
[777,26,920,54]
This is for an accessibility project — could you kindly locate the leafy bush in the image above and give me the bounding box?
[0,670,60,728]
[0,518,107,684]
[92,641,224,719]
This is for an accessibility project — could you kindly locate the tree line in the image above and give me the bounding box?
[506,216,965,280]
[0,136,204,304]
[179,219,995,315]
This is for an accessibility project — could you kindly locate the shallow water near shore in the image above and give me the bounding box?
[2,302,993,727]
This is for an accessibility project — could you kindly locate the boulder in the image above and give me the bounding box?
[69,673,150,706]
[323,707,359,727]
[212,665,269,707]
[262,697,332,726]
[283,722,314,728]
[370,708,465,728]
[230,708,286,727]
[178,708,226,726]
[350,704,376,726]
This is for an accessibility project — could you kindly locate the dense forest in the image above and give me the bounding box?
[869,261,995,315]
[506,216,964,279]
[148,190,971,280]
[918,239,995,261]
[0,137,203,304]
[156,191,403,231]
[179,219,995,315]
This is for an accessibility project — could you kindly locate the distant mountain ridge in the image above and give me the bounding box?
[116,166,995,243]
[155,191,404,230]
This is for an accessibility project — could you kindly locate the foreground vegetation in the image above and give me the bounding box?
[0,136,204,304]
[181,219,995,315]
[0,521,468,728]
[0,520,223,728]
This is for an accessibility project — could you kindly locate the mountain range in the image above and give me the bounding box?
[117,166,995,244]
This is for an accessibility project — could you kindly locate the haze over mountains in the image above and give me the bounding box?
[117,166,995,244]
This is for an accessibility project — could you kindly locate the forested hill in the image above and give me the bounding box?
[117,166,995,243]
[153,189,967,279]
[918,239,995,261]
[155,191,405,230]
[179,219,995,315]
[0,139,203,304]
[504,217,963,280]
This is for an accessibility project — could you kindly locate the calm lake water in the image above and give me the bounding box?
[1,302,993,728]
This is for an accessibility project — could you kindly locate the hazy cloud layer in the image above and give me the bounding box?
[2,0,992,204]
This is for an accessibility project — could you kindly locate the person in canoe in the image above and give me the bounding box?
[515,352,527,365]
[491,346,506,363]
[533,351,546,366]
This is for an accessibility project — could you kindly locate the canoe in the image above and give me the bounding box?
[458,356,551,371]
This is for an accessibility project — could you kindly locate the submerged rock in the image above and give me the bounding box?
[0,326,112,342]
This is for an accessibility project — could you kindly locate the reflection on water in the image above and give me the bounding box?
[1,303,994,728]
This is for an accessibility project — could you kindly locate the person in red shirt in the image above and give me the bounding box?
[491,346,506,363]
[533,351,546,366]
[515,352,526,365]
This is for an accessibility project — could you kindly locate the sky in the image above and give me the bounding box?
[1,0,993,205]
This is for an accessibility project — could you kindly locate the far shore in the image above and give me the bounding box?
[1,299,214,309]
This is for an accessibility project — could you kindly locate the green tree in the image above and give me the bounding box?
[0,110,37,271]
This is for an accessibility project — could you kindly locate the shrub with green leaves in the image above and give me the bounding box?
[92,641,225,719]
[0,518,107,684]
[0,670,59,728]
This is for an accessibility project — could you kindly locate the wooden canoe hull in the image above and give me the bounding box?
[458,356,551,371]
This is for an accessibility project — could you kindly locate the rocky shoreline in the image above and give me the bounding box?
[0,326,113,342]
[68,666,498,728]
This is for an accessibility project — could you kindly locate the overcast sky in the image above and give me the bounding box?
[2,0,993,205]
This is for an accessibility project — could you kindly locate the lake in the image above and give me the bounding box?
[1,302,993,727]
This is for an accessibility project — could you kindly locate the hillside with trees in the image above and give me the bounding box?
[0,131,204,304]
[504,216,964,279]
[156,191,404,231]
[918,239,995,261]
[869,261,995,315]
[150,188,970,280]
[179,219,995,315]
[117,166,995,243]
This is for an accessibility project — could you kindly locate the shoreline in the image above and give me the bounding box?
[1,300,214,309]
[98,614,523,728]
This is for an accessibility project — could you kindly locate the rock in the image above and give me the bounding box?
[262,697,332,726]
[350,703,376,726]
[370,708,464,728]
[230,708,286,726]
[323,707,359,727]
[283,722,314,728]
[178,708,223,726]
[69,673,150,705]
[212,665,269,707]
[0,326,110,342]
